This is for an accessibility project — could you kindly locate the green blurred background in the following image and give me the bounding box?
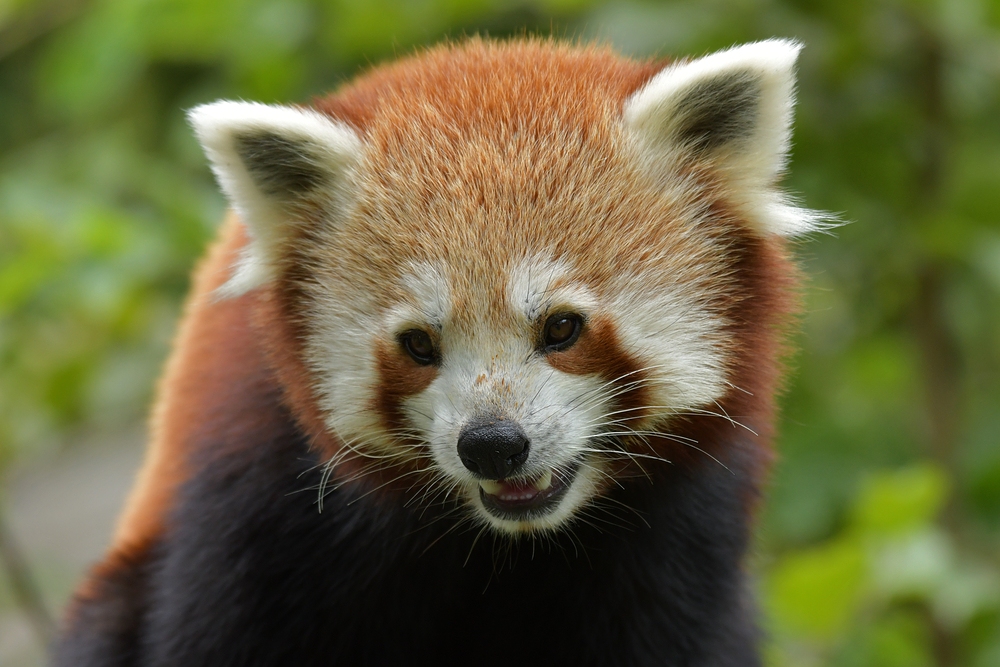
[1,0,999,664]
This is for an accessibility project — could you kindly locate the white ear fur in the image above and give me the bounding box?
[188,101,362,296]
[624,39,824,236]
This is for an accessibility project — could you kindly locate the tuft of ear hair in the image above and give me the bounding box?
[624,39,825,237]
[188,102,362,297]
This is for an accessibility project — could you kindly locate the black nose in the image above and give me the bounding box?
[457,419,530,479]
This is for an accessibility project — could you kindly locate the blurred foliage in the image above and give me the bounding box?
[1,0,999,664]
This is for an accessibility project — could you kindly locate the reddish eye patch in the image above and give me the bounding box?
[372,338,438,433]
[545,314,651,418]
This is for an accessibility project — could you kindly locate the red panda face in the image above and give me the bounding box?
[300,217,736,533]
[189,39,823,534]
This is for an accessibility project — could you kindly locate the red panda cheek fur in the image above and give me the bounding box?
[371,338,438,435]
[546,314,655,422]
[55,38,814,667]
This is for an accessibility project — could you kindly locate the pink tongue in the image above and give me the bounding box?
[495,479,539,502]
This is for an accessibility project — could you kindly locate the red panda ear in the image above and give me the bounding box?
[624,39,825,236]
[188,101,362,297]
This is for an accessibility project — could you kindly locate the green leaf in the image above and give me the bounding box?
[851,464,950,537]
[767,537,868,641]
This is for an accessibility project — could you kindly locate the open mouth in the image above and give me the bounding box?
[477,464,578,520]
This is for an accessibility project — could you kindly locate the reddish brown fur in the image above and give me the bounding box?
[57,43,808,667]
[372,338,439,433]
[659,215,797,488]
[69,538,146,607]
[114,215,251,549]
[315,38,665,139]
[547,314,654,419]
[106,37,795,567]
[254,250,338,454]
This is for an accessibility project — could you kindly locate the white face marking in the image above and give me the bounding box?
[507,253,599,323]
[306,282,386,457]
[606,275,730,413]
[306,260,449,466]
[507,253,731,419]
[396,261,452,329]
[307,252,732,535]
[382,261,453,362]
[406,336,608,533]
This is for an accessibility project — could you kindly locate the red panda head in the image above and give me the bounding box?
[188,39,820,534]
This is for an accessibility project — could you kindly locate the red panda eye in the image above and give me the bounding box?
[542,313,583,351]
[399,330,436,365]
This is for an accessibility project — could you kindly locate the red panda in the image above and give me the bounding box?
[54,38,822,666]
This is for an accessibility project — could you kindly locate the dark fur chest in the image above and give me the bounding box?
[84,425,760,667]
